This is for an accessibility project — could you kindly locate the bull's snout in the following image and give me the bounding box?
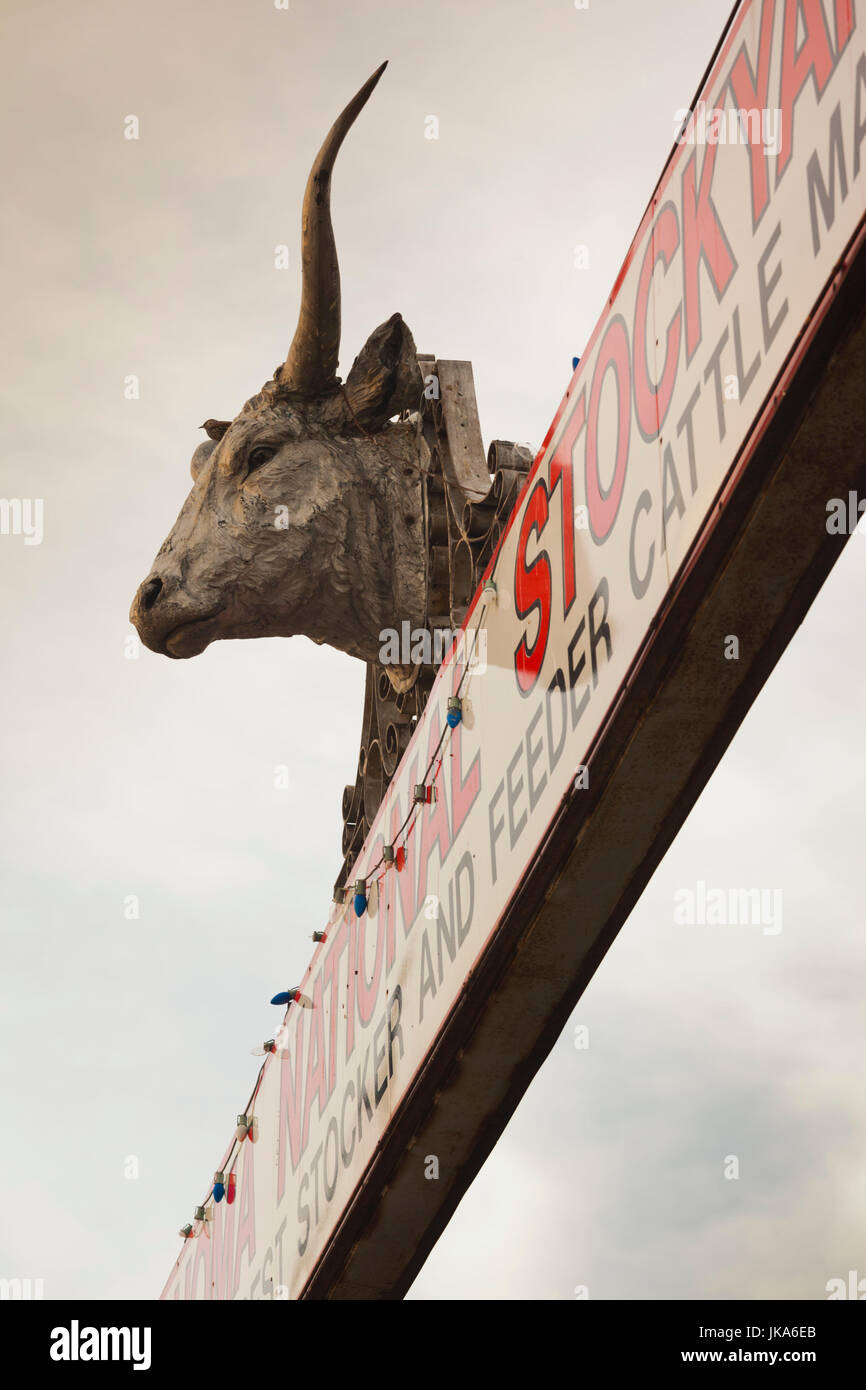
[130,571,171,654]
[138,576,163,612]
[130,570,223,660]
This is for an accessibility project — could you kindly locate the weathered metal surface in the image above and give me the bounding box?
[129,66,428,669]
[434,360,492,504]
[332,362,532,896]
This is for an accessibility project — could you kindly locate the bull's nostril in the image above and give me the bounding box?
[141,576,163,612]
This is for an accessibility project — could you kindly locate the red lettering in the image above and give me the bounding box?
[833,0,854,52]
[416,712,453,905]
[777,0,836,180]
[355,900,386,1028]
[633,202,681,437]
[382,857,398,973]
[728,0,776,227]
[548,391,584,615]
[210,1198,235,1300]
[321,915,348,1099]
[681,143,736,361]
[513,481,552,696]
[232,1145,256,1296]
[345,913,357,1060]
[301,976,326,1150]
[192,1237,209,1301]
[277,1007,306,1197]
[586,315,632,537]
[449,665,480,840]
[389,772,419,937]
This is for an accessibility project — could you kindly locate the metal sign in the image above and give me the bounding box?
[162,0,865,1298]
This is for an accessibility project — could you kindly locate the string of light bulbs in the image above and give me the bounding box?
[339,590,493,907]
[177,574,500,1243]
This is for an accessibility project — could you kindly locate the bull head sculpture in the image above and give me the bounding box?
[130,62,429,666]
[131,62,534,890]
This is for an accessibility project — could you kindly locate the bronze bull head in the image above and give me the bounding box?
[130,63,429,666]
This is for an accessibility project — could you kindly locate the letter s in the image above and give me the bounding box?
[514,480,552,696]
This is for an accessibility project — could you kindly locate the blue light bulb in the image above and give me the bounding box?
[353,879,367,917]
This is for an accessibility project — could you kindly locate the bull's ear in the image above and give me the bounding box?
[190,420,231,480]
[190,439,217,481]
[344,313,423,429]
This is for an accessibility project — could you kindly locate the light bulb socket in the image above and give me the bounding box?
[312,930,327,943]
[382,844,395,864]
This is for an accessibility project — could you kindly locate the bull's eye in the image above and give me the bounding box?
[247,445,278,474]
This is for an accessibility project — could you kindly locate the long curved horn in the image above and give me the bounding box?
[279,61,388,397]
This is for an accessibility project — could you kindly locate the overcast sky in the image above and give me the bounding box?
[2,0,864,1301]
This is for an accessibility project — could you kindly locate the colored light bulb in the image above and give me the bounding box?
[354,878,367,917]
[226,1172,237,1205]
[270,985,302,1006]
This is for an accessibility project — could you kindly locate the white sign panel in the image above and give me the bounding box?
[162,0,866,1298]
